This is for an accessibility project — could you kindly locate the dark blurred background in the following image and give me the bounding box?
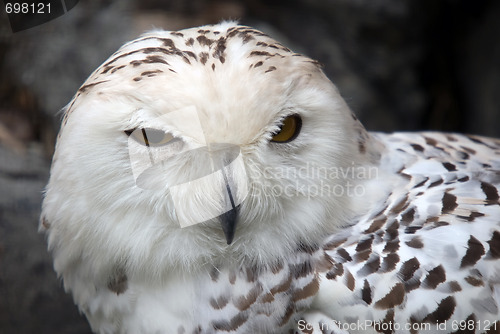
[0,0,499,333]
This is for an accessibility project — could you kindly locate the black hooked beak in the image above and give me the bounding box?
[219,205,239,245]
[219,168,239,245]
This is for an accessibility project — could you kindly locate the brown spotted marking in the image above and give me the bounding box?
[291,261,314,279]
[357,254,380,277]
[249,50,274,57]
[460,236,485,268]
[110,64,126,74]
[422,265,446,289]
[383,238,400,253]
[464,275,484,287]
[405,278,421,292]
[210,295,229,310]
[100,65,114,74]
[196,35,214,48]
[429,178,444,188]
[401,208,416,225]
[481,182,499,203]
[361,279,372,305]
[374,282,405,309]
[385,220,399,240]
[345,270,355,291]
[398,257,420,282]
[379,253,399,273]
[487,231,500,259]
[292,277,320,302]
[404,226,422,235]
[442,162,457,171]
[405,236,424,249]
[446,281,462,293]
[270,272,292,295]
[265,66,277,73]
[442,192,458,214]
[326,262,344,280]
[411,144,424,152]
[212,313,248,331]
[199,52,209,65]
[253,61,263,68]
[101,49,145,68]
[183,50,197,61]
[413,177,428,188]
[170,31,183,37]
[78,80,109,94]
[423,296,456,323]
[355,235,374,262]
[459,211,485,222]
[390,195,409,215]
[260,292,275,303]
[234,285,262,311]
[364,216,387,233]
[424,136,439,146]
[159,38,175,49]
[131,55,169,66]
[141,69,163,77]
[212,38,227,62]
[336,248,352,262]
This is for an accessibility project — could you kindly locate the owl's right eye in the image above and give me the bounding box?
[125,128,174,147]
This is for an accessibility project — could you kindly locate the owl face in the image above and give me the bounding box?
[42,22,368,276]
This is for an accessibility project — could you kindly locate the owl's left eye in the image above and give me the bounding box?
[271,114,302,143]
[125,128,174,147]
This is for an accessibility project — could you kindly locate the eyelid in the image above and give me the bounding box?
[124,129,135,136]
[124,128,175,147]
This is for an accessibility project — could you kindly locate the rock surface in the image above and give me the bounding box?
[0,145,92,333]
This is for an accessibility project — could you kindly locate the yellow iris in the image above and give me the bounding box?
[271,115,302,143]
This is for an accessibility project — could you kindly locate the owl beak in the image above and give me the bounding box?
[219,204,239,245]
[219,166,239,245]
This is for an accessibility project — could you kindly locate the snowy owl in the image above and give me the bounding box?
[41,22,500,334]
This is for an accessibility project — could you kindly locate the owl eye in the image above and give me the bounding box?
[125,128,174,147]
[271,114,302,143]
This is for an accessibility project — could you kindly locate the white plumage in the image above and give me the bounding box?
[41,22,500,333]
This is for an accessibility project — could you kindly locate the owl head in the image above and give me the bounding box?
[41,22,377,282]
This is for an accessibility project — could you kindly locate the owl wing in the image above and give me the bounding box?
[305,132,500,333]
